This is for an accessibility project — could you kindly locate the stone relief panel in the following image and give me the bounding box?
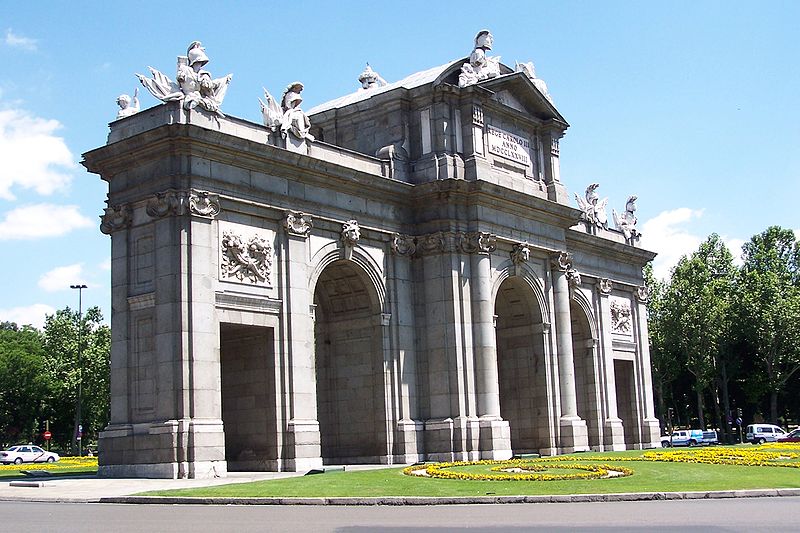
[610,296,633,336]
[218,221,275,286]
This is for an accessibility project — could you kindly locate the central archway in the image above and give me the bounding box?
[494,277,551,454]
[313,259,386,464]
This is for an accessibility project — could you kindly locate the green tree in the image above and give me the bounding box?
[41,307,110,454]
[661,234,735,430]
[735,226,800,423]
[644,263,679,429]
[0,322,50,447]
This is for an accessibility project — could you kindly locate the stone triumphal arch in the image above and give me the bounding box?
[84,32,661,478]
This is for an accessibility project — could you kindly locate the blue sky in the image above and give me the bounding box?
[1,1,798,328]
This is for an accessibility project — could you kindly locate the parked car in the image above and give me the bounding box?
[777,428,800,443]
[0,445,60,464]
[661,429,718,447]
[745,424,787,444]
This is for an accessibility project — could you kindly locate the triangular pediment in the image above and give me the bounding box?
[478,72,568,125]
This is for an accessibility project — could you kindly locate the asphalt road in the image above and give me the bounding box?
[2,497,797,532]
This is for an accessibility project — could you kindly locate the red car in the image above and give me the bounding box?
[777,428,800,443]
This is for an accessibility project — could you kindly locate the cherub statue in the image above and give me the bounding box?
[575,183,608,229]
[358,64,387,91]
[613,195,640,244]
[115,88,140,119]
[136,41,232,117]
[458,30,501,87]
[280,82,314,142]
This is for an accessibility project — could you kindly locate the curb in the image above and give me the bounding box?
[97,488,800,506]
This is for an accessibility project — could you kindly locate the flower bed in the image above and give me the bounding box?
[0,456,98,471]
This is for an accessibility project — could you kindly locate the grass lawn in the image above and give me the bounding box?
[141,447,800,498]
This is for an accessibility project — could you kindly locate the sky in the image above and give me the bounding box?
[1,1,798,329]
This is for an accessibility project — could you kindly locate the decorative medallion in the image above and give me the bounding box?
[550,251,573,271]
[459,231,496,254]
[636,285,650,303]
[188,190,221,218]
[146,190,183,218]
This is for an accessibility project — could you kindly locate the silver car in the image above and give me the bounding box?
[1,445,60,464]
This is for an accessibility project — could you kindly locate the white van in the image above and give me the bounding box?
[745,424,787,444]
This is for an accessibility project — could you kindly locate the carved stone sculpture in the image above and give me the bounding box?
[391,234,416,256]
[188,191,220,218]
[511,242,531,265]
[281,82,314,142]
[341,219,361,247]
[358,64,387,91]
[458,30,501,87]
[599,278,613,295]
[610,298,633,335]
[575,183,608,230]
[259,88,283,131]
[100,204,132,234]
[459,231,496,254]
[283,211,312,237]
[221,231,272,284]
[137,41,232,117]
[115,88,140,120]
[515,61,552,103]
[613,195,640,244]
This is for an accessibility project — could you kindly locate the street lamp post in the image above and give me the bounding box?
[70,284,87,457]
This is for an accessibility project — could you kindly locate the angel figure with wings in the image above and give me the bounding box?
[613,195,640,244]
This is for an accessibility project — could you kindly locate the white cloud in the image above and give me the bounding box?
[38,263,86,292]
[640,208,704,280]
[99,257,111,271]
[4,29,37,51]
[0,108,75,200]
[0,203,94,240]
[723,237,745,267]
[0,303,54,330]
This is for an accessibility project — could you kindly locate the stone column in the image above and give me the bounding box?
[467,233,511,460]
[598,279,626,451]
[635,286,661,449]
[282,211,323,471]
[550,252,589,452]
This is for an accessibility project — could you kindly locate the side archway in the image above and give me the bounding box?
[312,258,387,464]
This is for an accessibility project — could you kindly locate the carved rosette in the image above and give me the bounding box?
[100,204,132,234]
[511,242,531,265]
[391,233,416,256]
[220,230,272,285]
[283,211,312,237]
[341,219,361,247]
[188,191,220,218]
[459,231,496,254]
[636,285,650,303]
[599,278,613,296]
[610,297,633,335]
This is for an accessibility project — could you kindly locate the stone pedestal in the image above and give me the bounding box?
[479,418,512,460]
[284,419,323,471]
[394,419,425,463]
[603,417,627,451]
[640,417,662,449]
[559,416,590,453]
[423,417,481,462]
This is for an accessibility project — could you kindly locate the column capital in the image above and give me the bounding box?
[598,278,613,296]
[283,210,313,237]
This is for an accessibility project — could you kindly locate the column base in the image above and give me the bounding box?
[640,417,662,449]
[558,416,590,453]
[603,417,627,451]
[479,418,512,460]
[423,417,481,462]
[393,419,425,463]
[284,419,322,471]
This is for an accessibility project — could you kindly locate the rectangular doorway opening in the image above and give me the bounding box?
[220,323,277,471]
